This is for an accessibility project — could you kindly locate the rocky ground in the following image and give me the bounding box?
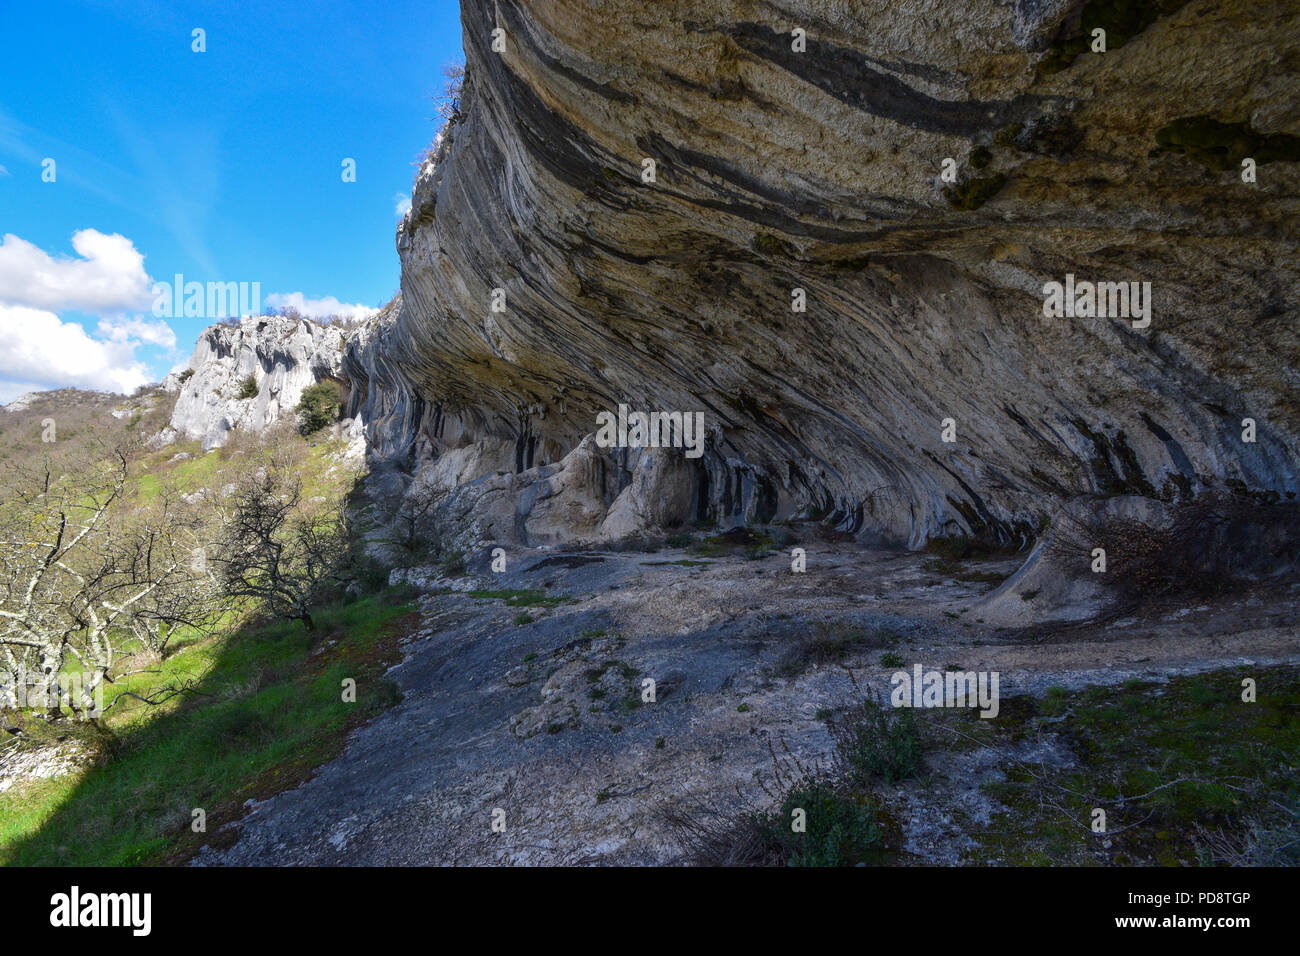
[191,534,1300,865]
[0,738,92,796]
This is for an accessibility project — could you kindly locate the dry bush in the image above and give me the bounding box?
[660,798,790,867]
[774,622,896,677]
[212,464,348,631]
[217,419,306,465]
[436,60,466,124]
[663,688,912,866]
[1195,795,1300,866]
[381,480,468,577]
[259,305,370,331]
[1048,492,1300,610]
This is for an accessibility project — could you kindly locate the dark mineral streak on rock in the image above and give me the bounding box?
[341,0,1300,551]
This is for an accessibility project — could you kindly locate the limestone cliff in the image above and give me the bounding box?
[350,0,1300,549]
[171,315,346,450]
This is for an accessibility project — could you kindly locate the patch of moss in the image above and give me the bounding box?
[923,554,1013,586]
[1038,0,1192,75]
[960,666,1300,865]
[687,527,775,557]
[1154,115,1300,172]
[585,658,639,686]
[993,123,1023,149]
[925,534,1019,562]
[969,145,993,170]
[943,173,1007,211]
[467,588,570,608]
[752,233,794,256]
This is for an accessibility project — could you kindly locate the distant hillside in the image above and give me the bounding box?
[0,386,174,491]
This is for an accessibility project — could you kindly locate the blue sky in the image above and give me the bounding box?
[0,0,464,401]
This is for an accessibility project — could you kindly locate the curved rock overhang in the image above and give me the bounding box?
[349,0,1300,548]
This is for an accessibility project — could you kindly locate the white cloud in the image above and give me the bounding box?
[266,291,376,322]
[0,229,152,313]
[96,315,177,349]
[0,165,9,177]
[394,192,412,217]
[0,304,170,401]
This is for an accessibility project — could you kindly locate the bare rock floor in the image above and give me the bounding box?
[193,545,1300,865]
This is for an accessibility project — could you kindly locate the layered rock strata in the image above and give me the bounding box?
[347,0,1300,549]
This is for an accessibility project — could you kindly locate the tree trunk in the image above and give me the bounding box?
[79,668,106,720]
[39,648,64,721]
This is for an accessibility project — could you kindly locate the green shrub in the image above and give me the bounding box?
[666,777,888,867]
[773,782,884,867]
[830,697,923,785]
[236,375,259,399]
[296,382,342,435]
[347,552,392,594]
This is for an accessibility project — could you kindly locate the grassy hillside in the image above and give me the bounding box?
[0,387,416,865]
[0,591,413,865]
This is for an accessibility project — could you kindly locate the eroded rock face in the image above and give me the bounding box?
[356,0,1300,548]
[170,315,346,450]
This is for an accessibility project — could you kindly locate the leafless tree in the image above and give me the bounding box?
[390,480,444,561]
[0,451,217,725]
[212,465,347,630]
[437,60,466,124]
